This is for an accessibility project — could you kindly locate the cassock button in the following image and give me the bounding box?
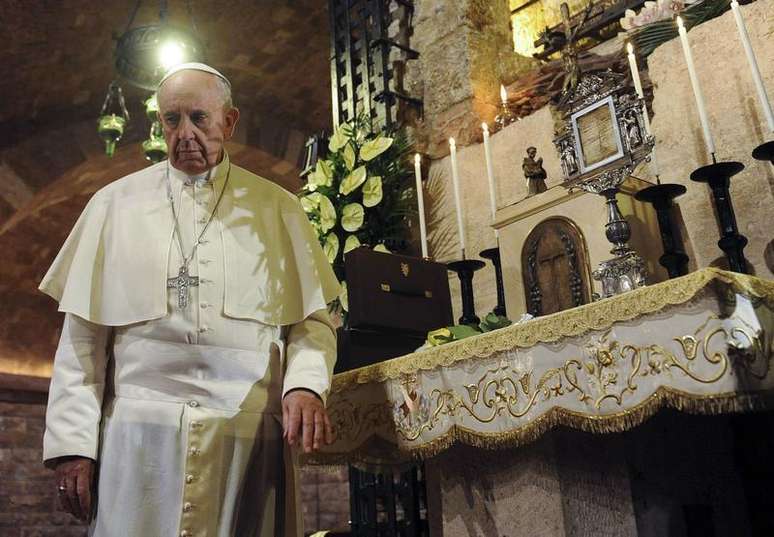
[183,502,193,512]
[187,400,199,408]
[190,420,202,429]
[189,447,200,456]
[185,474,196,484]
[180,530,190,537]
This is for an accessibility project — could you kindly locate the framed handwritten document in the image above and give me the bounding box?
[570,96,624,174]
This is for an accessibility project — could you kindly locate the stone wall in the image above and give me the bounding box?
[0,378,87,537]
[648,0,774,278]
[416,0,773,321]
[405,0,536,157]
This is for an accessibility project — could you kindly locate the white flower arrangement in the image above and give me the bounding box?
[620,0,700,30]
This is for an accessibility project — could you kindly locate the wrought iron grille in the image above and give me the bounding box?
[329,0,421,128]
[348,465,429,537]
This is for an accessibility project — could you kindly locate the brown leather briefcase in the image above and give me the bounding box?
[345,247,453,335]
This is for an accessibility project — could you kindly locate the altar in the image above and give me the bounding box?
[309,269,774,535]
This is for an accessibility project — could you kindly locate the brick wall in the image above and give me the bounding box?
[299,466,351,533]
[0,377,350,536]
[0,386,87,537]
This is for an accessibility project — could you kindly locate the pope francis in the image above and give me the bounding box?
[39,63,341,537]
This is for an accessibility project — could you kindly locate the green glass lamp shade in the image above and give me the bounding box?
[145,93,160,121]
[142,120,167,163]
[97,114,127,157]
[142,136,168,163]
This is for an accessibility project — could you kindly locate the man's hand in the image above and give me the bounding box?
[282,389,335,453]
[54,456,95,521]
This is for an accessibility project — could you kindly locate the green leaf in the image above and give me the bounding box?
[319,195,337,232]
[339,166,367,196]
[449,325,482,340]
[360,136,394,161]
[427,327,454,346]
[328,123,351,152]
[373,243,390,253]
[341,203,365,232]
[343,143,357,171]
[362,176,383,207]
[479,313,512,332]
[344,234,361,254]
[323,233,340,263]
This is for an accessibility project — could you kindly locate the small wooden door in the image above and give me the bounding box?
[521,218,592,316]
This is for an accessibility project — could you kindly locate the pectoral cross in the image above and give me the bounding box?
[167,265,199,309]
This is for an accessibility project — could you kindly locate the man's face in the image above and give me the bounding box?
[527,147,536,159]
[157,71,239,175]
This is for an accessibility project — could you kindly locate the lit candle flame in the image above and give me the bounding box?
[500,85,508,103]
[481,122,489,133]
[449,137,456,147]
[626,42,634,55]
[414,153,421,165]
[676,16,685,30]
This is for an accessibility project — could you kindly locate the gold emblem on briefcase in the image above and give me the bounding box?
[400,262,410,277]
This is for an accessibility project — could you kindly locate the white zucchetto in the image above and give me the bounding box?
[158,62,231,89]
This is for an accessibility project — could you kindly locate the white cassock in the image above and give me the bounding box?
[40,153,341,537]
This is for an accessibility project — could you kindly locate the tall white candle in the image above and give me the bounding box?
[500,84,508,105]
[676,16,716,158]
[413,153,429,258]
[481,123,500,240]
[626,42,659,177]
[626,43,652,136]
[730,0,774,132]
[448,137,467,258]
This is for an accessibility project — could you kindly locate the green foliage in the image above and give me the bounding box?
[425,313,513,347]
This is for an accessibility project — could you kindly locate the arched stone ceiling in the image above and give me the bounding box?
[0,1,332,149]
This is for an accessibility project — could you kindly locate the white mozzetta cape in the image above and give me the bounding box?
[39,153,341,326]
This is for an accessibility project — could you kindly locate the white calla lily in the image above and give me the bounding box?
[362,175,383,207]
[300,192,321,213]
[323,233,340,263]
[360,136,393,161]
[319,194,337,232]
[339,280,349,311]
[339,166,367,195]
[328,123,351,152]
[343,143,357,171]
[341,203,365,232]
[344,235,361,254]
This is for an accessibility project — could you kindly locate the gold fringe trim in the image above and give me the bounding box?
[305,387,774,467]
[332,268,774,391]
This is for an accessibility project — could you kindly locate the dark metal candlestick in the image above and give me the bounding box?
[690,161,749,274]
[635,183,690,278]
[480,247,506,317]
[446,259,486,326]
[752,140,774,165]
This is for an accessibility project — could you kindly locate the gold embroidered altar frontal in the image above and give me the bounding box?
[311,269,774,465]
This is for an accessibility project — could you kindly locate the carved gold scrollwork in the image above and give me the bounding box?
[387,316,770,441]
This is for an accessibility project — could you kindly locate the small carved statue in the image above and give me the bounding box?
[560,140,579,178]
[622,109,642,149]
[523,147,549,196]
